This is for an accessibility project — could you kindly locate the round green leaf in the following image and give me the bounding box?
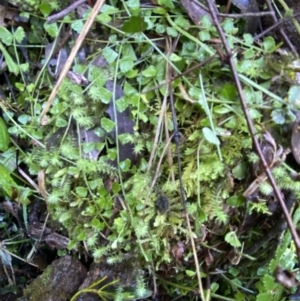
[0,26,12,46]
[122,16,147,33]
[202,127,220,146]
[0,117,10,152]
[14,27,25,43]
[225,231,241,248]
[101,117,116,132]
[142,65,157,77]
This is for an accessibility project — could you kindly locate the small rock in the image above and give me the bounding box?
[19,256,87,301]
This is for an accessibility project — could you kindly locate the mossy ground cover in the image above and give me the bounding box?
[0,0,300,300]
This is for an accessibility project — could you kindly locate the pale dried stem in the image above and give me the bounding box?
[40,0,106,123]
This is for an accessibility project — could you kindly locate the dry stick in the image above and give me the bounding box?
[225,0,232,15]
[206,0,300,264]
[143,55,217,94]
[191,0,274,18]
[167,52,206,301]
[166,35,207,299]
[148,134,174,193]
[255,0,299,57]
[165,37,176,183]
[40,0,106,123]
[46,0,87,24]
[147,87,168,172]
[147,36,171,172]
[218,11,275,18]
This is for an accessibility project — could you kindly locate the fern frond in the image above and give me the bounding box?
[107,254,126,264]
[93,246,110,259]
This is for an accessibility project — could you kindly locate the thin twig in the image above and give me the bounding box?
[165,37,176,183]
[147,88,168,172]
[206,0,300,264]
[254,1,300,56]
[218,11,275,18]
[190,0,273,18]
[167,35,206,301]
[46,0,87,24]
[40,0,106,123]
[142,55,217,94]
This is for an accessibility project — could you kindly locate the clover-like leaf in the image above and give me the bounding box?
[101,117,116,132]
[225,231,241,248]
[202,127,220,146]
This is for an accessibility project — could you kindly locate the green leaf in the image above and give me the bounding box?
[125,69,138,78]
[0,117,10,152]
[166,26,178,37]
[142,65,157,77]
[169,53,182,62]
[116,97,128,112]
[101,117,116,132]
[185,270,196,277]
[263,274,277,290]
[120,159,131,171]
[158,0,174,8]
[91,217,104,230]
[0,163,16,196]
[96,13,111,24]
[288,86,300,108]
[15,82,25,91]
[39,3,52,16]
[122,44,137,59]
[120,57,135,73]
[243,33,254,45]
[112,182,120,194]
[229,267,240,277]
[174,16,190,28]
[234,292,245,301]
[77,229,87,241]
[0,26,12,45]
[71,20,84,34]
[0,42,18,74]
[225,231,241,247]
[17,114,30,125]
[232,162,247,179]
[213,106,232,114]
[127,0,140,10]
[99,87,112,104]
[189,86,201,99]
[100,4,119,14]
[257,293,274,301]
[44,22,59,37]
[124,81,137,95]
[199,30,210,42]
[122,16,147,33]
[244,48,255,59]
[201,15,212,28]
[20,63,29,72]
[202,127,220,145]
[55,116,68,127]
[226,195,245,207]
[220,83,237,100]
[102,48,118,64]
[222,19,237,34]
[198,208,207,222]
[156,23,165,34]
[14,27,26,43]
[271,109,285,124]
[263,36,276,53]
[75,187,88,197]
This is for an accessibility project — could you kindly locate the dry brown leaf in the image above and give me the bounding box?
[38,170,48,199]
[180,0,209,25]
[292,116,300,165]
[171,241,185,260]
